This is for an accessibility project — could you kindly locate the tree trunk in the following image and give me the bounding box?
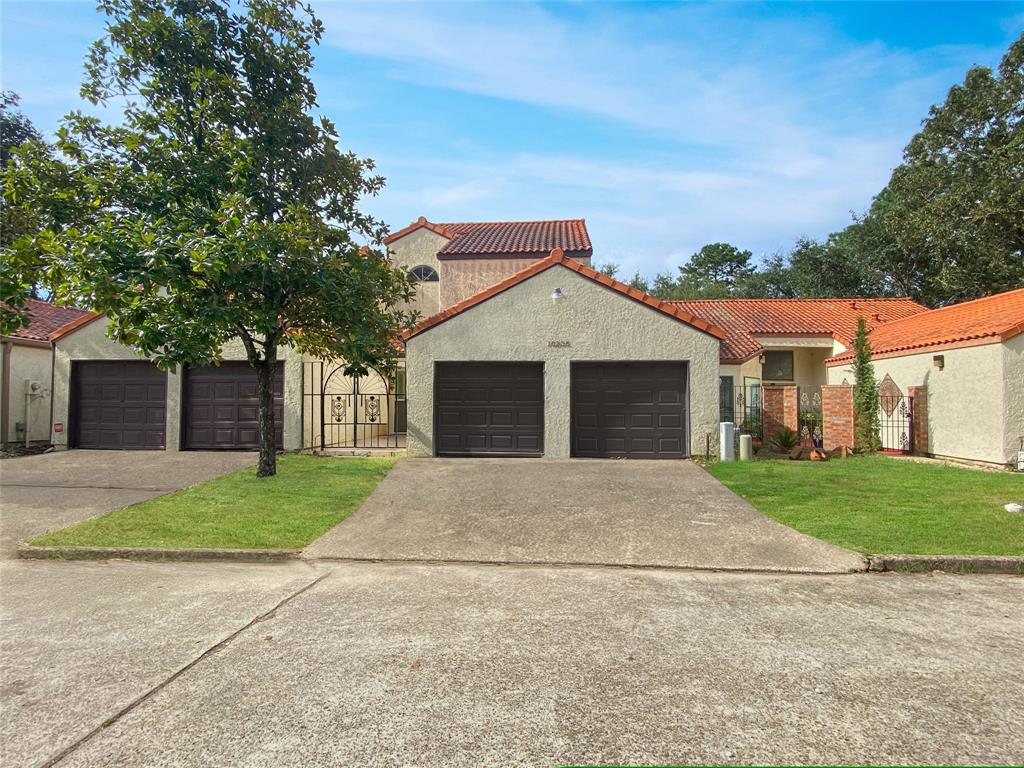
[256,347,278,477]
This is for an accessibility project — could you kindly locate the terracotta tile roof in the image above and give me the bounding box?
[3,299,93,344]
[669,298,928,364]
[384,216,592,259]
[826,287,1024,365]
[403,249,726,342]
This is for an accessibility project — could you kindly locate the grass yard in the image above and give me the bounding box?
[32,454,395,551]
[708,455,1024,556]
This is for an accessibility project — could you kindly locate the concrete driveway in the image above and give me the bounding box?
[0,450,255,557]
[304,458,865,574]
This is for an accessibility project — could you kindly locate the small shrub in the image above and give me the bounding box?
[770,428,800,452]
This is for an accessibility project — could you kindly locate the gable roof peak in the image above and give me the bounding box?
[403,249,725,342]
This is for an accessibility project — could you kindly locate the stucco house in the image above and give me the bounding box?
[46,218,592,453]
[40,215,1024,466]
[826,287,1024,466]
[1,299,92,447]
[669,297,927,431]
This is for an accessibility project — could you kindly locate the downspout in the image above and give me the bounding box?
[1,340,11,446]
[49,340,56,446]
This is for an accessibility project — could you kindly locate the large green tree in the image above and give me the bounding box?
[880,33,1024,305]
[1,92,45,329]
[3,0,414,476]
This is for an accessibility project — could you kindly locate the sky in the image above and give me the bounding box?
[2,1,1022,279]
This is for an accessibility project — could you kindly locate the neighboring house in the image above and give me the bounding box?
[826,287,1024,466]
[0,299,92,446]
[669,298,927,427]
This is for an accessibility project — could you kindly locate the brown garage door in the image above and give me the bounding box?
[572,361,688,458]
[72,361,167,450]
[435,362,544,456]
[183,362,284,450]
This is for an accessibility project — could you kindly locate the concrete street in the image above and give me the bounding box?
[1,560,1021,767]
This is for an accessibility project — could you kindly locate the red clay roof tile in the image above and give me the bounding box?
[3,299,94,343]
[825,287,1024,364]
[669,298,928,364]
[384,217,592,259]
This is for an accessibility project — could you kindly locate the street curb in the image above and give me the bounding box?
[302,554,868,576]
[17,544,299,563]
[867,554,1024,574]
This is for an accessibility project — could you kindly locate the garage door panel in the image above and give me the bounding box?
[72,361,166,450]
[184,362,284,451]
[435,362,544,457]
[572,362,688,459]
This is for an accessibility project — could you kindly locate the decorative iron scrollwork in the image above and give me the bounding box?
[365,395,380,423]
[331,395,345,423]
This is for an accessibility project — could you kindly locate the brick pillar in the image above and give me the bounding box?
[908,385,928,455]
[821,384,856,451]
[763,384,798,437]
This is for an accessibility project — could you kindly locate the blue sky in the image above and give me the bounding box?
[2,1,1021,279]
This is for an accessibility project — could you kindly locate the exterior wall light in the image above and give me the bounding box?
[933,354,944,370]
[552,288,565,301]
[758,353,766,366]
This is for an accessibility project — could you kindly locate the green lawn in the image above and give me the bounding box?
[32,454,395,551]
[707,455,1024,556]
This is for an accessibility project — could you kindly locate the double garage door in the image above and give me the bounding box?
[434,361,688,458]
[70,361,283,450]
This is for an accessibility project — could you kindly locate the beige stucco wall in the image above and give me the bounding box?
[4,343,54,443]
[441,255,592,309]
[827,341,1012,464]
[405,264,721,459]
[52,319,303,451]
[387,228,447,319]
[1001,334,1024,466]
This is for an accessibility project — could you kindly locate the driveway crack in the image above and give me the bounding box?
[40,569,331,767]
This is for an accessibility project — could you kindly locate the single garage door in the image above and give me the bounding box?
[183,362,284,450]
[72,361,167,449]
[572,361,688,458]
[435,362,544,456]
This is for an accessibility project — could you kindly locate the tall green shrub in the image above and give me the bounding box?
[852,317,881,452]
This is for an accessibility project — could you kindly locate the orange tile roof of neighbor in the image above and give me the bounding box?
[3,299,93,344]
[826,287,1024,364]
[669,297,928,364]
[403,249,727,342]
[384,216,593,259]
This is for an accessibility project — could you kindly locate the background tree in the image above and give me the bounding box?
[679,242,754,296]
[852,317,881,452]
[1,92,45,331]
[880,33,1024,305]
[4,0,414,476]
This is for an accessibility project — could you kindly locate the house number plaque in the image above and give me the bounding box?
[548,341,570,348]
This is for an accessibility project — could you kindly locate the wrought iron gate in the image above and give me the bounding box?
[798,386,823,448]
[879,393,912,453]
[720,380,763,441]
[303,361,406,450]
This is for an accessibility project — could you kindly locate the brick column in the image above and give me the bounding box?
[908,385,928,455]
[821,384,855,451]
[763,384,798,437]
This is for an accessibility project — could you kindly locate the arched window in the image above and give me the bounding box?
[408,264,439,282]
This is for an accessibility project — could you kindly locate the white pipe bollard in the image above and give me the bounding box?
[719,422,735,462]
[739,433,753,461]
